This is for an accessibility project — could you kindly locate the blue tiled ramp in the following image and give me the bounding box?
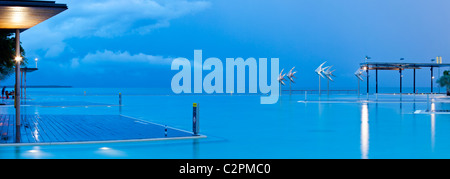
[0,115,203,145]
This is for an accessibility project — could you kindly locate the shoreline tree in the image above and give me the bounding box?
[437,70,450,96]
[0,30,27,82]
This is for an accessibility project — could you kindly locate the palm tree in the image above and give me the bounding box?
[437,70,450,96]
[0,30,27,81]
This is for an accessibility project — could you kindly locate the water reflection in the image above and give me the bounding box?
[431,102,435,151]
[21,146,52,159]
[15,146,20,159]
[361,103,369,159]
[15,122,20,143]
[193,139,200,159]
[95,146,125,157]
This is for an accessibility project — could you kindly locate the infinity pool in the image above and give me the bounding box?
[0,88,448,159]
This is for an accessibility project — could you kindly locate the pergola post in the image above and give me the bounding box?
[20,71,23,97]
[24,71,27,99]
[15,29,21,143]
[431,67,434,93]
[376,69,378,93]
[399,69,402,94]
[366,68,369,94]
[413,68,416,94]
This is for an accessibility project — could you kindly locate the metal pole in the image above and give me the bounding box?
[319,76,321,96]
[305,91,307,101]
[327,79,329,96]
[289,80,292,95]
[358,79,360,97]
[15,29,21,143]
[279,82,282,96]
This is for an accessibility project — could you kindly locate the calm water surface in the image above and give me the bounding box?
[0,88,448,159]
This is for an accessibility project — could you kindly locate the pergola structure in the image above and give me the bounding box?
[360,62,450,94]
[21,67,38,98]
[0,0,67,143]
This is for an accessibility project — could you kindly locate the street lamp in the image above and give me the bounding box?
[364,56,371,63]
[35,58,38,68]
[15,56,22,62]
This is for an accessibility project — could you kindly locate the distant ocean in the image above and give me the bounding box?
[18,86,447,96]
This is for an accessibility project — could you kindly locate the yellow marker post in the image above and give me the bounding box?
[119,92,122,105]
[193,103,199,136]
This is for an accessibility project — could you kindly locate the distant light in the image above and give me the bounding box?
[362,67,367,71]
[35,58,38,62]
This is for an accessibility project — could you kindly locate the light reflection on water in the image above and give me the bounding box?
[360,103,369,159]
[431,102,435,151]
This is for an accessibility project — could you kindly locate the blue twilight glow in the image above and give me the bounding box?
[1,0,449,92]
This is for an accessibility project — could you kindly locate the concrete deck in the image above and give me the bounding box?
[0,114,204,146]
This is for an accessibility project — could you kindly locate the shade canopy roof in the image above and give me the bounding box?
[21,67,38,72]
[360,62,450,70]
[0,0,67,31]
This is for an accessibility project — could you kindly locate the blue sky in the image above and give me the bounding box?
[4,0,450,91]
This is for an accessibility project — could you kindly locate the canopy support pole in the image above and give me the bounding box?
[413,69,416,94]
[24,71,27,99]
[15,29,21,143]
[376,69,378,94]
[431,67,434,94]
[366,68,369,94]
[400,69,402,94]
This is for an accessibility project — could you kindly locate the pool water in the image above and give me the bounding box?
[0,88,448,159]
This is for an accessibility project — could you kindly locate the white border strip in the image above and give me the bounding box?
[120,114,196,135]
[0,135,207,147]
[414,110,450,115]
[298,101,428,104]
[0,115,206,147]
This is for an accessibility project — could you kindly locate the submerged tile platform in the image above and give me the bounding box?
[1,100,115,107]
[24,101,115,107]
[0,115,204,145]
